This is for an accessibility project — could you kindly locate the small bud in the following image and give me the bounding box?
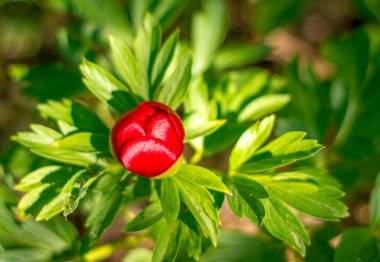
[111,101,184,178]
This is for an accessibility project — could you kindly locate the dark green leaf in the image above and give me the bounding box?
[201,231,285,262]
[22,65,84,100]
[124,201,163,232]
[334,227,379,262]
[231,175,269,224]
[86,177,126,243]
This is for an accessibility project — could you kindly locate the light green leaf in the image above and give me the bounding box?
[37,99,109,135]
[134,14,161,82]
[184,119,226,142]
[110,36,149,100]
[191,0,227,75]
[123,248,152,262]
[334,227,379,262]
[13,126,107,168]
[238,132,322,173]
[263,198,309,257]
[16,166,93,221]
[370,172,380,230]
[151,30,179,90]
[212,43,271,71]
[54,132,109,153]
[230,115,275,170]
[271,167,340,186]
[124,201,163,232]
[152,221,182,262]
[80,58,137,112]
[156,50,192,109]
[268,181,348,220]
[178,164,230,194]
[173,175,219,246]
[13,124,62,148]
[238,94,291,122]
[160,178,180,225]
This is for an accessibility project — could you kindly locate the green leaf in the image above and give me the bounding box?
[80,59,137,112]
[178,164,230,194]
[15,166,94,221]
[122,248,152,262]
[37,99,109,135]
[212,43,271,71]
[230,115,275,170]
[54,132,109,153]
[253,0,310,34]
[238,94,291,122]
[156,49,192,109]
[262,198,309,257]
[124,201,163,232]
[160,178,180,225]
[110,36,149,100]
[13,126,107,168]
[201,231,285,262]
[334,227,379,262]
[271,167,340,187]
[370,172,380,230]
[152,221,182,262]
[22,65,85,100]
[151,30,179,90]
[86,177,126,243]
[0,184,18,205]
[184,119,226,142]
[173,175,219,246]
[230,175,269,224]
[134,14,161,83]
[191,0,227,74]
[238,132,322,173]
[267,181,348,220]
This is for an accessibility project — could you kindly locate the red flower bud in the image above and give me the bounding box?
[111,101,184,178]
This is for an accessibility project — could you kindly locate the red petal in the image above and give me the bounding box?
[167,112,185,140]
[145,114,183,156]
[141,101,171,112]
[119,137,178,177]
[111,106,155,155]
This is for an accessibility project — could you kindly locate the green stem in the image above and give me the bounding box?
[332,99,359,150]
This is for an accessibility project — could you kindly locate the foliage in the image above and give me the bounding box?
[1,0,379,261]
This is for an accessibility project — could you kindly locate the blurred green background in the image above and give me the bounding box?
[1,0,380,261]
